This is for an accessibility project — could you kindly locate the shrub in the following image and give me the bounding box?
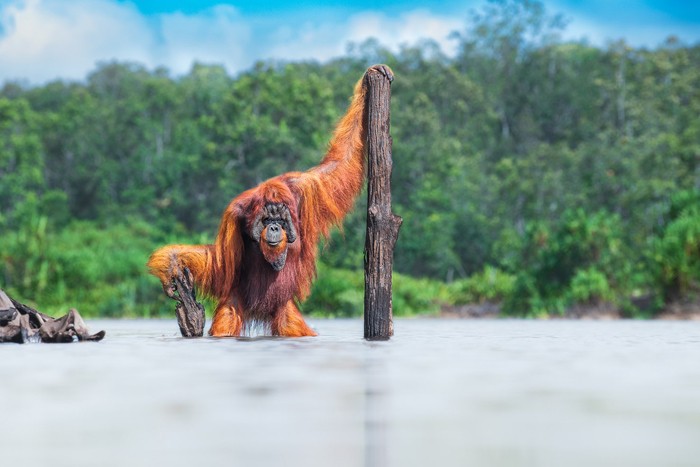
[392,273,447,316]
[567,267,613,304]
[652,193,700,302]
[448,266,516,305]
[1,217,171,317]
[500,209,626,316]
[305,263,446,317]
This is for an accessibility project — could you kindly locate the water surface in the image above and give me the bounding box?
[1,319,699,467]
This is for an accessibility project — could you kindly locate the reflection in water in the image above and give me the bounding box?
[364,348,388,467]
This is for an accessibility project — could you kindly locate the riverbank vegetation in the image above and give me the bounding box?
[1,1,698,318]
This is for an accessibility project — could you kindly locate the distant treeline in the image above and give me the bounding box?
[1,0,698,317]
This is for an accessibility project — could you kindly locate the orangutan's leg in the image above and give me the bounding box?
[272,301,317,337]
[209,301,243,337]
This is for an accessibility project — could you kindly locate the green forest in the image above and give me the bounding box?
[1,1,699,319]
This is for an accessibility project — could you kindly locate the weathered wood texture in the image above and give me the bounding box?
[363,65,402,341]
[0,288,105,344]
[172,268,205,337]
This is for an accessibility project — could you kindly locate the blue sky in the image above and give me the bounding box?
[1,0,698,84]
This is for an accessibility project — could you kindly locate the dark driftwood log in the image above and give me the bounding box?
[0,288,105,344]
[172,268,205,337]
[363,65,402,341]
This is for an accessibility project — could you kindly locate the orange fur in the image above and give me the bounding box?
[147,66,390,337]
[209,301,242,337]
[271,301,318,337]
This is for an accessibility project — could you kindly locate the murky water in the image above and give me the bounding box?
[1,319,699,467]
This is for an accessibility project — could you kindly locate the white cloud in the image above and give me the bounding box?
[0,0,463,84]
[346,10,461,55]
[0,0,154,83]
[265,9,461,62]
[157,5,250,74]
[0,0,252,83]
[547,0,700,47]
[261,19,346,63]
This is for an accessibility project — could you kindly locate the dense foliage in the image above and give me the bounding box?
[1,0,698,317]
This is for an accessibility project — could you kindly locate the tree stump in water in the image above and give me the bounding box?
[363,65,402,341]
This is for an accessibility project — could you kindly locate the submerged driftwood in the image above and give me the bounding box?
[0,289,105,344]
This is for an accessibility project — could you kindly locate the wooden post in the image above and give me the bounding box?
[364,65,402,340]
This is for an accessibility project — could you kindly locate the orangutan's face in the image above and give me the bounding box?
[250,203,297,271]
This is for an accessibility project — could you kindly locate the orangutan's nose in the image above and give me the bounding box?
[266,223,282,244]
